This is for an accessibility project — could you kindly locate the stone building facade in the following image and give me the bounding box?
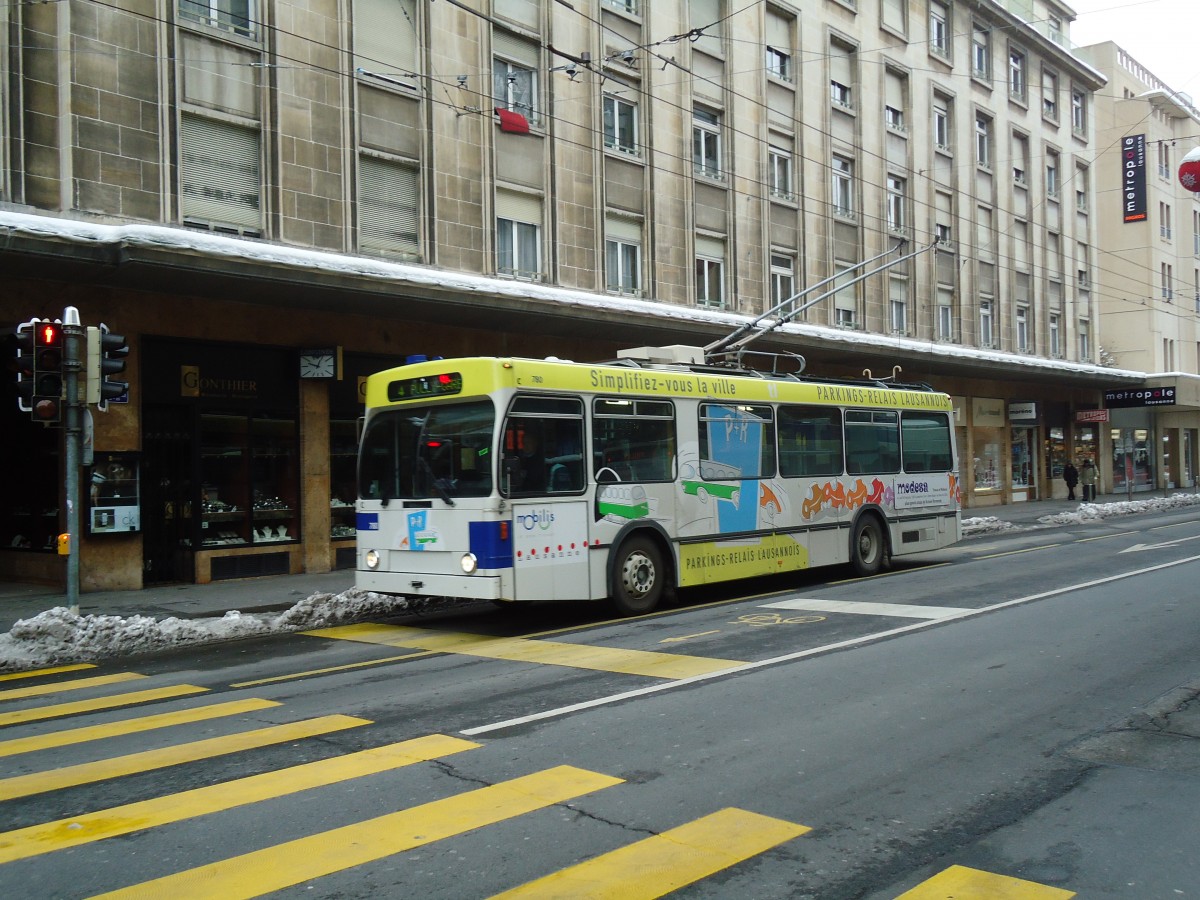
[1,0,1145,589]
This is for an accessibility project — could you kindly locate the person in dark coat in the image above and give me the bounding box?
[1063,460,1079,500]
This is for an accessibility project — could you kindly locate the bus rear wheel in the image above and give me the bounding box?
[611,536,664,616]
[850,516,887,578]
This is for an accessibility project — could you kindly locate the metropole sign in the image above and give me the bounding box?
[1103,386,1176,408]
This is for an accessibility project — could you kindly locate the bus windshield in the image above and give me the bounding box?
[358,400,495,503]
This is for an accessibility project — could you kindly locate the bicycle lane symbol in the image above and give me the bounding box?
[732,613,827,627]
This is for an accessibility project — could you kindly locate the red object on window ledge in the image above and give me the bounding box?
[495,107,530,134]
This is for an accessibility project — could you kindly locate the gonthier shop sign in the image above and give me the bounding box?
[1104,387,1175,408]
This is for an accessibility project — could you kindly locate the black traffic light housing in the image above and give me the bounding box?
[15,318,64,424]
[87,323,128,411]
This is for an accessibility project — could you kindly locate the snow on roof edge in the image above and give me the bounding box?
[0,208,1146,382]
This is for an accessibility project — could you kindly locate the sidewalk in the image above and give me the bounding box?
[0,489,1192,636]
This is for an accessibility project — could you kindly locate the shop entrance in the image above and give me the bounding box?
[1011,426,1038,501]
[142,406,196,584]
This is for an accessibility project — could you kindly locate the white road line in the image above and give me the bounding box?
[761,599,972,619]
[460,554,1200,737]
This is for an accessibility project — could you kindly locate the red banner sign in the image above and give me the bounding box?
[1076,409,1110,423]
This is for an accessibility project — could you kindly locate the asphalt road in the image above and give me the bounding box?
[3,507,1200,898]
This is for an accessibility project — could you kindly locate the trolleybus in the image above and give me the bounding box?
[356,346,960,614]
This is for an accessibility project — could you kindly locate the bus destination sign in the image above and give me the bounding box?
[388,372,463,401]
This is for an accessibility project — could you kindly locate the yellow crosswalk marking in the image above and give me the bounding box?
[895,865,1076,899]
[0,734,480,864]
[0,663,96,682]
[0,685,209,728]
[305,623,745,679]
[491,807,810,899]
[0,698,280,759]
[0,672,145,702]
[0,714,370,801]
[90,766,624,900]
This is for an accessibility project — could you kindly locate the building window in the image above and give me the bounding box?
[180,0,255,37]
[889,275,908,334]
[834,260,857,328]
[884,68,907,132]
[980,298,994,347]
[1049,313,1061,357]
[831,80,853,108]
[494,54,538,124]
[766,46,792,81]
[696,255,725,309]
[1162,262,1174,300]
[830,39,855,110]
[1009,48,1026,100]
[1079,320,1091,361]
[359,155,420,258]
[929,1,949,57]
[971,23,990,78]
[1046,152,1059,198]
[1042,69,1058,119]
[1012,132,1029,185]
[601,0,639,12]
[937,287,954,341]
[1161,202,1173,240]
[603,94,638,155]
[975,112,992,169]
[1193,210,1200,256]
[1016,305,1030,352]
[496,188,542,279]
[887,175,907,232]
[180,113,262,234]
[1071,89,1087,134]
[933,96,951,152]
[832,155,854,218]
[693,107,723,180]
[606,240,641,296]
[770,254,796,314]
[1158,143,1171,180]
[769,146,794,200]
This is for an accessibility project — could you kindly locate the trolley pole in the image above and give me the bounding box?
[62,306,83,614]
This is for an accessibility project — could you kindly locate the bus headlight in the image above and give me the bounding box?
[365,549,381,569]
[460,552,478,574]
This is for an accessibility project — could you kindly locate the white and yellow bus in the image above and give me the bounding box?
[356,348,961,614]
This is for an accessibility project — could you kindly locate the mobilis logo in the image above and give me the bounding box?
[516,509,555,531]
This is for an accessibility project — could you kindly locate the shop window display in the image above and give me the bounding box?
[200,413,298,546]
[330,418,358,539]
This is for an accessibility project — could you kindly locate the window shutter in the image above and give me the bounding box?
[493,30,537,66]
[180,114,261,229]
[695,234,724,259]
[496,188,543,225]
[354,0,417,75]
[606,215,642,243]
[766,9,790,52]
[360,156,420,256]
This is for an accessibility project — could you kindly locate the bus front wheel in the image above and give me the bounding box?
[611,536,664,616]
[850,516,887,578]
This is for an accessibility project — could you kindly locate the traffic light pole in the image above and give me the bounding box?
[62,308,82,614]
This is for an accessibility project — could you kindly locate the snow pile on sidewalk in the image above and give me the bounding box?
[0,589,414,672]
[958,493,1200,536]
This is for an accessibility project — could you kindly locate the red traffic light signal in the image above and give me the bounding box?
[14,318,63,424]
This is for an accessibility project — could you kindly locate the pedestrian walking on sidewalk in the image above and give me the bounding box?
[1080,459,1097,502]
[1063,460,1079,501]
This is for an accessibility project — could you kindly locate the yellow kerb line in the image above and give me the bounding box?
[490,808,810,900]
[305,623,745,679]
[230,651,437,688]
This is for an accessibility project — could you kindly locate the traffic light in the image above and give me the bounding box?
[86,323,128,410]
[15,319,64,424]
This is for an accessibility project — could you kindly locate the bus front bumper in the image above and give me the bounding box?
[356,569,504,601]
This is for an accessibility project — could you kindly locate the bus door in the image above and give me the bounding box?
[502,397,591,602]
